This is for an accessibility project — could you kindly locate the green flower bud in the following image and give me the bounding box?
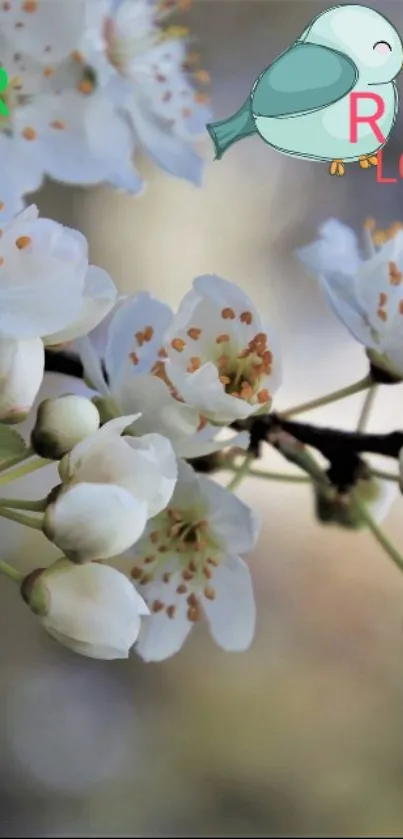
[366,349,403,384]
[314,477,393,530]
[20,567,50,617]
[31,395,100,460]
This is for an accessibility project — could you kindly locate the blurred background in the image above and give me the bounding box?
[4,1,403,835]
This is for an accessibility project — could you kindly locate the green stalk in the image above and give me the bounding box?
[0,506,43,530]
[280,375,372,419]
[354,498,403,574]
[0,559,22,582]
[0,456,52,488]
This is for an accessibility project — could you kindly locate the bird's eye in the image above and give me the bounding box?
[373,40,392,53]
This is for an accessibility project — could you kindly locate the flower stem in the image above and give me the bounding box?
[356,385,378,433]
[224,466,310,483]
[0,506,43,530]
[0,497,47,511]
[226,453,255,491]
[354,498,403,574]
[0,447,35,475]
[0,559,22,583]
[279,375,372,419]
[0,456,52,488]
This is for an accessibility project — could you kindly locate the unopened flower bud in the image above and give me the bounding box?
[20,567,50,617]
[21,559,149,660]
[314,477,396,529]
[366,349,403,384]
[31,395,100,459]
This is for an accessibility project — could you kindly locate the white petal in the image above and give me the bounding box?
[105,292,173,384]
[0,337,44,422]
[45,482,148,561]
[198,474,261,554]
[0,211,88,339]
[15,91,142,191]
[114,373,200,442]
[43,266,118,346]
[122,433,177,516]
[128,100,204,186]
[320,273,376,347]
[203,554,256,652]
[193,275,261,321]
[174,429,250,460]
[75,335,110,397]
[296,221,375,346]
[169,459,205,509]
[167,361,259,424]
[355,232,403,339]
[0,134,43,222]
[65,414,141,477]
[134,568,193,662]
[41,561,148,660]
[0,1,88,64]
[296,219,362,277]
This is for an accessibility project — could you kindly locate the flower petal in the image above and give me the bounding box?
[41,561,148,660]
[127,99,204,186]
[0,336,44,422]
[0,0,88,64]
[198,474,261,554]
[296,219,362,277]
[75,335,110,397]
[15,91,142,191]
[123,433,178,517]
[105,292,173,385]
[134,567,193,662]
[43,266,118,346]
[167,360,259,424]
[203,553,256,652]
[174,429,250,460]
[45,482,148,561]
[65,413,141,477]
[0,209,89,339]
[114,373,200,442]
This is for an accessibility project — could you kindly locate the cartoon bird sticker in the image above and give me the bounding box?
[207,5,403,176]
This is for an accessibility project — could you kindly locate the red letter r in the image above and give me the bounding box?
[349,92,386,144]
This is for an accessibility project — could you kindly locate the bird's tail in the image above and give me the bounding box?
[206,98,257,160]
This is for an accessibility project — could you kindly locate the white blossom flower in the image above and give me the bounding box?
[78,290,251,458]
[0,4,142,207]
[31,395,101,459]
[129,460,260,662]
[79,0,210,188]
[296,218,403,379]
[43,415,178,562]
[22,558,149,660]
[0,205,117,419]
[0,336,43,423]
[164,275,282,424]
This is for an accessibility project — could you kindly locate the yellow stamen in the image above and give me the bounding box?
[15,236,31,250]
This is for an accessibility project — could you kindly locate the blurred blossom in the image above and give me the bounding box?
[5,666,138,794]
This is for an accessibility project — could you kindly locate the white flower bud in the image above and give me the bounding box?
[31,395,100,459]
[21,559,149,660]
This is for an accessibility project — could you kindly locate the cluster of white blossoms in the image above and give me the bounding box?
[0,0,210,221]
[0,203,280,662]
[297,218,403,381]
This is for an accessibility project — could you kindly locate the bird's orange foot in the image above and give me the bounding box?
[329,159,345,176]
[359,154,378,169]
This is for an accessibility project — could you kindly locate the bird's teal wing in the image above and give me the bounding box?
[251,42,358,118]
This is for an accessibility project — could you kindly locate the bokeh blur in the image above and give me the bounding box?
[3,1,403,835]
